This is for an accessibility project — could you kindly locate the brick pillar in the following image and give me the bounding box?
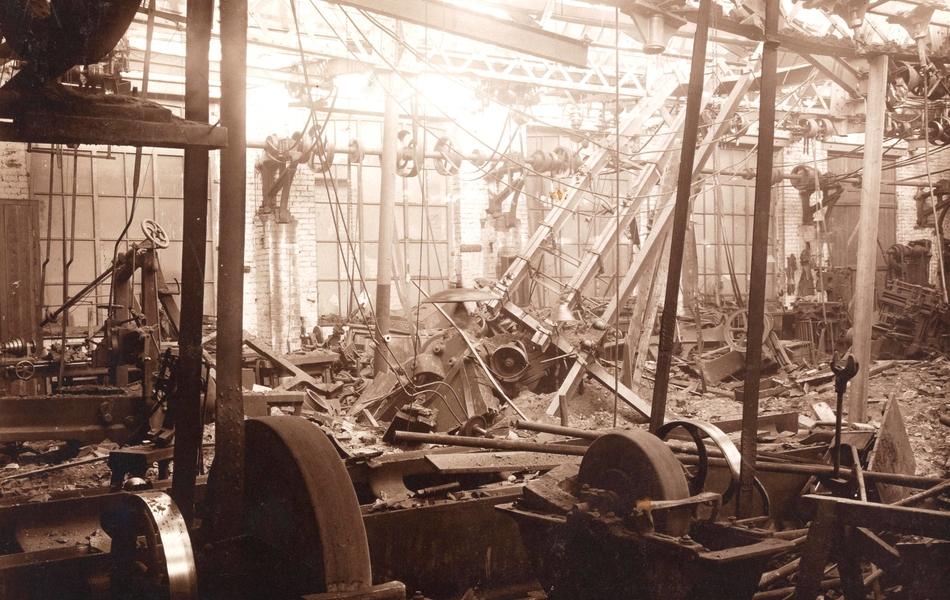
[253,212,301,351]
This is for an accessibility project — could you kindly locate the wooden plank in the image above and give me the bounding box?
[425,451,579,474]
[867,396,916,504]
[243,331,339,414]
[0,200,43,395]
[811,401,837,422]
[703,349,745,385]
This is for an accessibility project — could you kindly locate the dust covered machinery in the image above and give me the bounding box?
[0,220,202,446]
[499,425,793,600]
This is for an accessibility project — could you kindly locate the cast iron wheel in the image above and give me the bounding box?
[243,416,373,596]
[578,429,691,536]
[102,491,198,600]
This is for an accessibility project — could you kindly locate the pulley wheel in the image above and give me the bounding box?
[433,136,461,176]
[578,429,690,536]
[489,343,528,382]
[102,491,198,600]
[242,417,372,594]
[725,309,774,352]
[395,130,421,178]
[348,138,366,164]
[789,164,818,192]
[308,136,337,173]
[460,415,488,437]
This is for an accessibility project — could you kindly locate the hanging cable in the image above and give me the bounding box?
[289,0,417,380]
[922,68,949,303]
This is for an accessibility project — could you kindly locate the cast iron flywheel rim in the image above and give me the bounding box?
[244,417,372,594]
[578,429,690,536]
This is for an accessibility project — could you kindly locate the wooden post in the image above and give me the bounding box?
[737,0,780,518]
[172,0,213,526]
[850,56,888,425]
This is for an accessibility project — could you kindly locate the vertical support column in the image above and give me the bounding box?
[171,0,213,526]
[850,55,888,425]
[737,0,780,518]
[649,0,712,433]
[212,0,248,539]
[374,77,398,374]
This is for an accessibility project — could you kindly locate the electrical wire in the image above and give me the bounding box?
[288,0,411,380]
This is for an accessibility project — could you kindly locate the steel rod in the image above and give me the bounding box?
[892,476,950,507]
[514,419,599,439]
[392,431,587,455]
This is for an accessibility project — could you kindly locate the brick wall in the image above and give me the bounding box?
[896,138,950,285]
[0,142,30,198]
[776,138,827,298]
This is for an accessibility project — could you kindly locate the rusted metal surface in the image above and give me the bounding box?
[500,431,793,600]
[104,491,198,599]
[650,0,714,435]
[165,0,214,532]
[0,393,143,444]
[240,417,373,594]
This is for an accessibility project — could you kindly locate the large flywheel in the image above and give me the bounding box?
[577,429,691,537]
[242,416,373,596]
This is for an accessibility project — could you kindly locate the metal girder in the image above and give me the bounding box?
[331,0,589,68]
[546,67,755,418]
[800,53,864,98]
[677,6,949,61]
[559,109,687,310]
[424,49,649,97]
[489,72,683,306]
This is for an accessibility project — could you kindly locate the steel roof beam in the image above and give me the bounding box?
[331,0,589,68]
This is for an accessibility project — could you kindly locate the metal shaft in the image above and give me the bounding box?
[373,74,398,375]
[392,431,587,455]
[834,387,844,478]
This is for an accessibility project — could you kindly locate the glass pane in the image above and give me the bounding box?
[32,152,54,194]
[99,197,127,239]
[157,198,184,240]
[97,152,126,196]
[156,154,182,197]
[126,152,155,197]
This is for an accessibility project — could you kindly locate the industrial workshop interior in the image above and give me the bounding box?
[3,0,950,598]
